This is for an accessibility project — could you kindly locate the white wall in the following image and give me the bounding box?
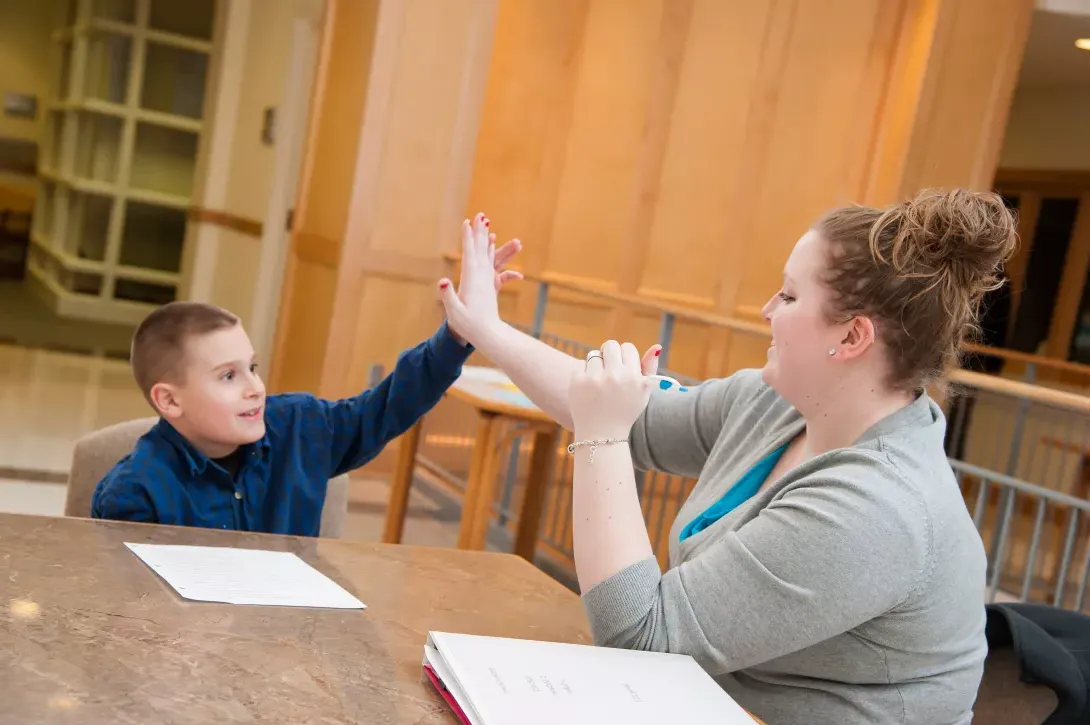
[185,0,324,326]
[1000,85,1090,171]
[224,0,324,221]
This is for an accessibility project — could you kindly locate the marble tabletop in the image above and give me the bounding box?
[1,514,592,724]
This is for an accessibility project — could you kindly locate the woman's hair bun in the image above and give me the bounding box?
[872,188,1018,302]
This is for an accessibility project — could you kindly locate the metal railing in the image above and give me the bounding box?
[954,460,1090,610]
[407,263,1090,609]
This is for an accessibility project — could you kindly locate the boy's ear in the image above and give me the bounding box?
[149,382,183,419]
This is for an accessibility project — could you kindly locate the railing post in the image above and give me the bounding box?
[657,312,675,369]
[1005,398,1031,478]
[1024,362,1037,384]
[987,380,1033,583]
[498,437,520,527]
[531,282,549,338]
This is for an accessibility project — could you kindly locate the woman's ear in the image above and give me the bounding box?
[838,316,876,360]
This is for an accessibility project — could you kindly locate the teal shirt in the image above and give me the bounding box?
[679,444,787,542]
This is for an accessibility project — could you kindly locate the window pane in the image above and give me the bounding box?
[130,123,198,197]
[141,43,207,119]
[67,191,114,262]
[56,42,74,101]
[60,269,104,296]
[92,0,136,23]
[119,201,186,273]
[85,32,131,105]
[40,110,65,172]
[50,185,72,249]
[113,279,176,305]
[64,0,79,26]
[149,0,215,40]
[32,182,57,241]
[72,111,124,183]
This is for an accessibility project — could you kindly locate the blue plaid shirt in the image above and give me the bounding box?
[91,324,471,536]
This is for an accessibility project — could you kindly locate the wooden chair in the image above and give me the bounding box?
[65,417,349,537]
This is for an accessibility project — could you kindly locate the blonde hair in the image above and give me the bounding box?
[817,188,1018,391]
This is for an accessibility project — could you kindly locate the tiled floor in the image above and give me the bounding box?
[0,343,148,476]
[0,341,465,549]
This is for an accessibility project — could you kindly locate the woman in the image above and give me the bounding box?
[440,191,1017,725]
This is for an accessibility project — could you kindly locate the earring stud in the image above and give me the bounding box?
[828,348,836,356]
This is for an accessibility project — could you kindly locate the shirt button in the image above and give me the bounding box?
[234,491,243,500]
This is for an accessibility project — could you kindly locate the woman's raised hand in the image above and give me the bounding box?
[438,213,523,345]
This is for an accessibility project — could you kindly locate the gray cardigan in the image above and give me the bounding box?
[582,369,987,725]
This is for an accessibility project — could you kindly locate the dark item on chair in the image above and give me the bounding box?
[65,418,350,537]
[0,210,30,280]
[981,602,1090,725]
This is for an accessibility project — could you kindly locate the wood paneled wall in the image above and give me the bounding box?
[271,0,1034,398]
[467,0,1033,379]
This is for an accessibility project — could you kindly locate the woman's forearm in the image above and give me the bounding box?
[571,439,655,593]
[472,322,580,430]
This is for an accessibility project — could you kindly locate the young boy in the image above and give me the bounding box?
[91,214,521,536]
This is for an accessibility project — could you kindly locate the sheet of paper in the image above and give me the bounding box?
[125,543,365,609]
[429,632,753,725]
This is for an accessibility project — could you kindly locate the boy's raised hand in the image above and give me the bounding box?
[439,213,523,345]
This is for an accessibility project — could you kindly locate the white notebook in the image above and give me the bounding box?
[422,632,754,725]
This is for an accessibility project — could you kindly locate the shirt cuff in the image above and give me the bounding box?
[581,556,662,646]
[430,322,474,362]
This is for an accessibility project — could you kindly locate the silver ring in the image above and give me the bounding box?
[585,351,603,362]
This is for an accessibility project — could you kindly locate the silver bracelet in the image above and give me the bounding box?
[567,437,627,464]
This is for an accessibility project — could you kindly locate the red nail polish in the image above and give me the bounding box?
[485,219,490,227]
[440,282,449,290]
[654,349,661,356]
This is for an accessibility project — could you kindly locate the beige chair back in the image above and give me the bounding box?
[65,418,349,537]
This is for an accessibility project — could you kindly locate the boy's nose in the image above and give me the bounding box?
[245,376,265,398]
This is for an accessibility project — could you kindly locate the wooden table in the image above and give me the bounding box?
[383,366,561,556]
[0,513,591,724]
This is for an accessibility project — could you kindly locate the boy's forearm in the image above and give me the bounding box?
[472,322,579,430]
[326,323,471,474]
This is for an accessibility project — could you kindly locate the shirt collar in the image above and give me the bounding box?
[154,418,271,475]
[856,391,936,444]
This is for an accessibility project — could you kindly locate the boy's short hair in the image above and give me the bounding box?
[131,301,239,402]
